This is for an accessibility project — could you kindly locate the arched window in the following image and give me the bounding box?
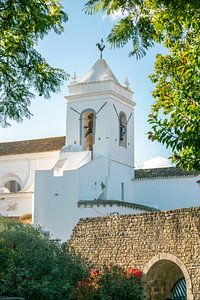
[5,180,21,193]
[80,109,96,152]
[119,112,127,147]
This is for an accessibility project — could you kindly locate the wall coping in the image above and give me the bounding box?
[78,206,200,222]
[78,200,159,212]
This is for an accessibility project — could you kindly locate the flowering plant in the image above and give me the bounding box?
[127,267,143,278]
[73,265,142,299]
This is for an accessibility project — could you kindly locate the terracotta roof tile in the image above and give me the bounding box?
[135,167,199,179]
[0,136,65,156]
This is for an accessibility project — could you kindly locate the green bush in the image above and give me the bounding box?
[0,218,142,299]
[0,217,87,299]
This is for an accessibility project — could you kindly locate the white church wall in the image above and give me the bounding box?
[0,151,60,217]
[54,150,91,175]
[107,160,134,202]
[34,168,142,241]
[0,151,60,191]
[132,176,200,210]
[0,192,33,217]
[34,169,79,240]
[0,158,29,190]
[78,156,109,200]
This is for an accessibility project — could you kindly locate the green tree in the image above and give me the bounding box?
[0,0,68,127]
[0,217,88,299]
[85,0,200,171]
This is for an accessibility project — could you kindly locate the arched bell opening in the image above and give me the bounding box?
[119,112,127,148]
[80,109,96,152]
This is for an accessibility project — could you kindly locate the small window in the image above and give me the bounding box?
[5,180,21,193]
[119,112,127,147]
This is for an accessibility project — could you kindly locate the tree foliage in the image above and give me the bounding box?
[85,0,200,171]
[0,217,88,299]
[0,0,68,127]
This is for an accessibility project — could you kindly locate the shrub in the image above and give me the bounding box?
[73,265,142,300]
[0,217,87,299]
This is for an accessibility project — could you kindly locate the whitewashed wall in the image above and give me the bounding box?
[0,151,60,217]
[132,176,200,210]
[34,166,141,241]
[0,192,33,217]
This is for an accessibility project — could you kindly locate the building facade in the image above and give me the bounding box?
[0,58,199,241]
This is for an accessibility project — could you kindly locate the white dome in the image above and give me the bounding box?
[80,59,119,84]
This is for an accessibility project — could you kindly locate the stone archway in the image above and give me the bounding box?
[143,253,193,300]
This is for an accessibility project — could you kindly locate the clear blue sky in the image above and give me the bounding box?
[0,0,171,167]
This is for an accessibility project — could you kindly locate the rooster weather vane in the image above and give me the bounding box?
[96,38,105,59]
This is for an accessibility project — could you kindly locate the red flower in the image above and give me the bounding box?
[90,268,100,277]
[127,267,143,277]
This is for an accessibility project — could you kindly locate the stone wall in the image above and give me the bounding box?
[68,207,200,300]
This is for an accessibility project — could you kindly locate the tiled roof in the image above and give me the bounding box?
[78,200,159,212]
[135,167,199,179]
[0,136,65,156]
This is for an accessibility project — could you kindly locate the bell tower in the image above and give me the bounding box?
[65,58,135,165]
[65,57,135,201]
[34,53,147,241]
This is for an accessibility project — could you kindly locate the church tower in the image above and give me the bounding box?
[66,59,135,162]
[34,54,147,242]
[65,58,135,201]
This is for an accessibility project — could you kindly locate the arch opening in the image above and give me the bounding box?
[119,112,127,147]
[80,109,95,152]
[144,260,188,300]
[5,180,21,193]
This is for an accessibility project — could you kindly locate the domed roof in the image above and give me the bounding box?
[80,59,119,84]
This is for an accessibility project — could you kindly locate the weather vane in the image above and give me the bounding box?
[96,38,105,59]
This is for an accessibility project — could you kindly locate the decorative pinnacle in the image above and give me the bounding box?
[124,77,130,90]
[72,71,77,82]
[96,38,105,59]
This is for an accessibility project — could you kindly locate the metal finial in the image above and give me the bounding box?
[96,38,105,59]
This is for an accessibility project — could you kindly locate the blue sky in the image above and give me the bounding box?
[0,0,171,167]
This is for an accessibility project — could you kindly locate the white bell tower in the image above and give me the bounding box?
[34,54,144,242]
[66,59,135,164]
[65,57,135,201]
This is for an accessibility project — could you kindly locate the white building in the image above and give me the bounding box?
[0,137,65,219]
[0,58,199,240]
